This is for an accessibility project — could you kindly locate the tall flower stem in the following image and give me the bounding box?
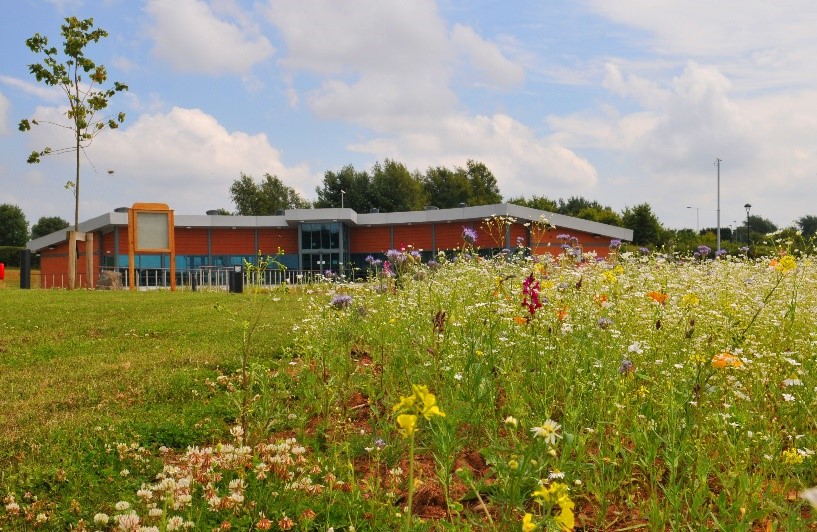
[405,433,415,531]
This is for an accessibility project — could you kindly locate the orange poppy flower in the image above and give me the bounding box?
[513,316,528,325]
[557,307,569,321]
[594,293,608,306]
[646,291,668,305]
[711,352,742,369]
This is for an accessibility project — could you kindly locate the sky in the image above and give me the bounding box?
[1,0,816,234]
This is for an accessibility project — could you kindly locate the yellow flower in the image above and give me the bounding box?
[521,512,536,532]
[412,384,446,419]
[554,503,575,531]
[782,448,804,465]
[396,414,417,438]
[775,255,796,273]
[392,394,416,413]
[681,293,700,307]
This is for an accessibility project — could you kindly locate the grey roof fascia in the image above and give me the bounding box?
[27,212,126,252]
[502,204,634,241]
[353,203,633,241]
[283,208,358,226]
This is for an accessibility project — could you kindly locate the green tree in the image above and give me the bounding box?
[18,17,128,230]
[230,173,311,215]
[796,215,817,238]
[747,215,778,235]
[663,228,700,254]
[557,196,608,217]
[314,164,373,212]
[31,215,69,239]
[622,203,665,246]
[0,204,29,246]
[507,194,559,212]
[462,160,502,206]
[370,159,426,212]
[576,206,623,227]
[421,166,471,209]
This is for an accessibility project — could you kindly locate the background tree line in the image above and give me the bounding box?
[4,159,817,254]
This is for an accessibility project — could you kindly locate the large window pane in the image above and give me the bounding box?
[330,224,340,249]
[311,225,321,249]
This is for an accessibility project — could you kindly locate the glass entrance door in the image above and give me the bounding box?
[301,252,341,272]
[300,222,346,274]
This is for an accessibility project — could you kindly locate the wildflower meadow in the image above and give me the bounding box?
[2,224,817,530]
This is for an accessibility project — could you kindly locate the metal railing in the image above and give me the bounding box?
[31,267,352,290]
[95,267,334,291]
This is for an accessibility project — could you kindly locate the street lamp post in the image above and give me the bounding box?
[744,203,752,249]
[341,190,346,209]
[715,158,722,251]
[687,206,699,234]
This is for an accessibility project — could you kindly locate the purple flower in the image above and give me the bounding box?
[365,254,375,264]
[739,246,749,253]
[715,249,727,257]
[462,227,478,245]
[639,247,650,255]
[618,359,635,375]
[598,317,613,329]
[330,294,353,309]
[385,249,407,263]
[609,239,622,249]
[697,245,712,257]
[557,233,571,240]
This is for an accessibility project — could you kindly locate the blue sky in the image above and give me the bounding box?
[2,0,816,233]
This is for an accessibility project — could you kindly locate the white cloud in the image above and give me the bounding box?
[584,1,817,88]
[602,63,667,110]
[91,107,315,203]
[16,105,317,216]
[265,0,524,128]
[146,0,274,75]
[266,0,450,75]
[0,75,63,103]
[349,112,597,198]
[634,62,757,174]
[450,24,525,89]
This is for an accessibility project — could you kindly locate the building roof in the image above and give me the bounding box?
[27,203,633,252]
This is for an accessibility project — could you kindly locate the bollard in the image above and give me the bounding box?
[0,262,4,281]
[19,250,31,289]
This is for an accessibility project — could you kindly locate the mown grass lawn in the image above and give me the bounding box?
[0,285,305,528]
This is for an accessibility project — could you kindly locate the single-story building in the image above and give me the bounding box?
[27,203,633,288]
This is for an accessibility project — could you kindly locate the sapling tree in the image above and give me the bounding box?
[18,16,128,231]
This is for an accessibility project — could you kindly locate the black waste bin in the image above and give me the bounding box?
[19,249,32,289]
[229,265,243,293]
